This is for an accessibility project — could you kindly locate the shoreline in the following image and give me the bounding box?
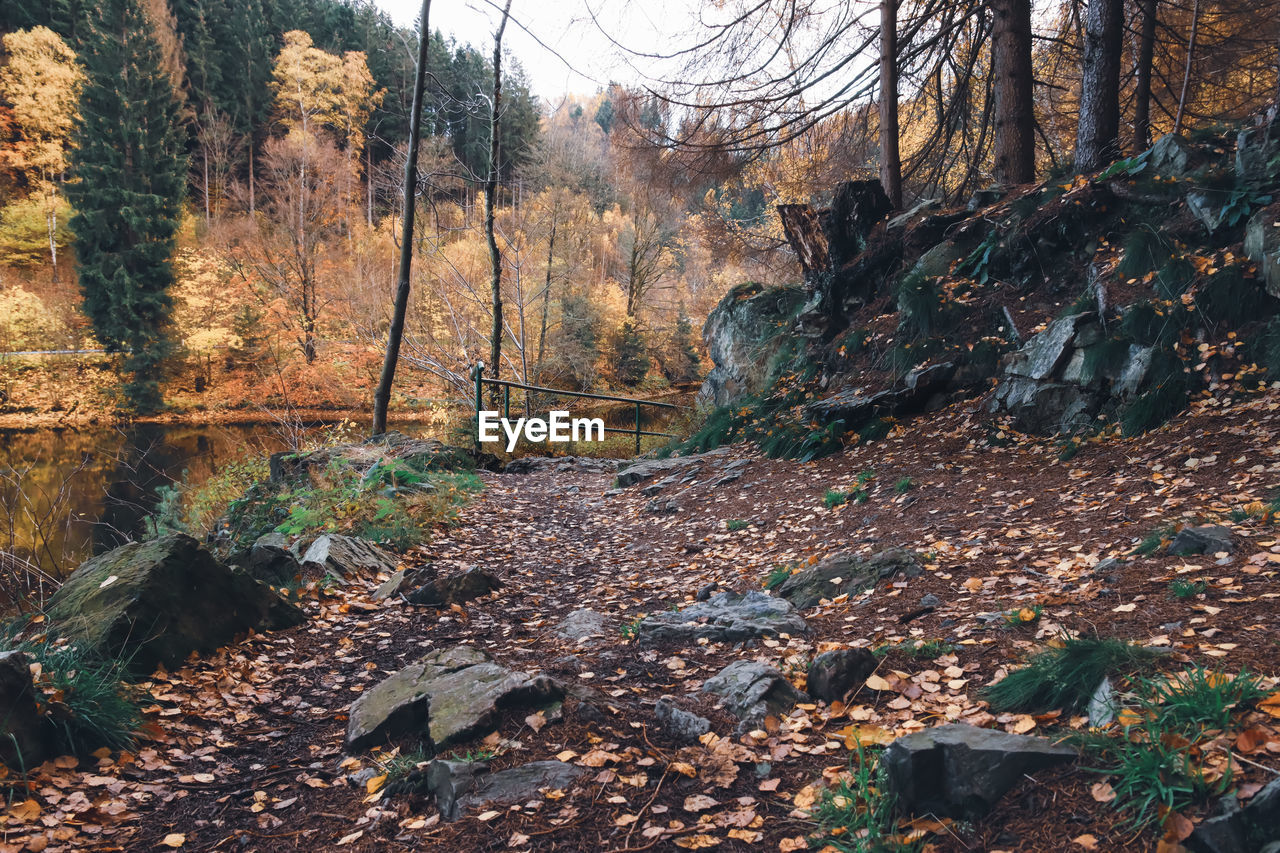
[0,406,447,431]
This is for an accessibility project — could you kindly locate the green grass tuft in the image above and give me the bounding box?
[813,745,917,852]
[726,519,751,532]
[985,636,1163,714]
[1167,578,1206,599]
[824,489,850,509]
[894,477,914,494]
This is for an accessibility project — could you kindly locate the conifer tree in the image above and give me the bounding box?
[67,0,187,413]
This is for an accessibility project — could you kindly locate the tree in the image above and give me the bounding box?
[1131,0,1159,150]
[879,0,902,208]
[611,317,650,386]
[0,27,84,279]
[990,0,1034,183]
[486,0,513,389]
[67,0,187,412]
[1074,0,1124,172]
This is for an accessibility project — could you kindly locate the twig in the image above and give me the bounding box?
[621,767,669,850]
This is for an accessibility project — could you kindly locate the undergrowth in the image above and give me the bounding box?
[985,636,1164,714]
[812,746,920,852]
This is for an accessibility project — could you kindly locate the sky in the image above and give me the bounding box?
[371,0,669,100]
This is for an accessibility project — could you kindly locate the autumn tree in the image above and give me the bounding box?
[0,27,84,278]
[67,0,187,412]
[1074,0,1124,172]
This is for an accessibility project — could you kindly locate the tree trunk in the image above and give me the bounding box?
[878,0,902,209]
[371,0,432,437]
[1172,0,1200,136]
[534,214,557,384]
[1074,0,1124,173]
[991,0,1035,183]
[486,0,513,390]
[1132,0,1158,151]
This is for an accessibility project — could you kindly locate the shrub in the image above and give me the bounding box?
[813,746,916,852]
[985,636,1163,714]
[26,642,141,756]
[824,489,849,509]
[726,519,750,532]
[1167,578,1205,599]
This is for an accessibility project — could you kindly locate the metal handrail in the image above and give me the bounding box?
[471,362,685,454]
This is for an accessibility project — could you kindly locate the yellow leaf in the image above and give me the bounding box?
[1010,715,1036,734]
[1258,691,1280,719]
[1090,782,1116,803]
[669,761,698,777]
[477,810,501,821]
[365,773,387,794]
[864,674,894,691]
[836,724,895,748]
[675,834,722,849]
[779,837,809,852]
[1112,603,1137,613]
[161,834,186,849]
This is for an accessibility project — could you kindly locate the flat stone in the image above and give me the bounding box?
[404,567,500,608]
[701,660,805,728]
[1168,525,1235,556]
[637,590,808,644]
[503,457,621,475]
[777,547,922,609]
[615,450,728,489]
[654,696,711,742]
[345,646,561,752]
[555,609,609,641]
[807,649,878,703]
[427,759,587,821]
[882,723,1077,819]
[245,532,300,586]
[1187,776,1280,853]
[301,535,399,580]
[0,650,48,769]
[46,533,304,674]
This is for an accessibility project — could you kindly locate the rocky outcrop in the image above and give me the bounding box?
[882,723,1076,819]
[654,697,711,742]
[300,535,399,581]
[637,591,808,644]
[45,533,304,674]
[988,311,1160,434]
[777,548,922,609]
[1245,202,1280,299]
[269,432,490,487]
[701,660,805,728]
[426,759,587,821]
[807,648,878,703]
[345,646,561,752]
[806,363,957,430]
[614,448,730,488]
[696,283,806,408]
[0,650,48,769]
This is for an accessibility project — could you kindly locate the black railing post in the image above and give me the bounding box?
[473,362,483,452]
[635,402,642,455]
[503,385,510,422]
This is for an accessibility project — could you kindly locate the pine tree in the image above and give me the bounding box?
[612,318,651,387]
[67,0,187,413]
[667,308,702,383]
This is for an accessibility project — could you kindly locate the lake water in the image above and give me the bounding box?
[0,420,416,583]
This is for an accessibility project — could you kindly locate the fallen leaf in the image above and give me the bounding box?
[1090,782,1116,803]
[675,835,721,849]
[1073,834,1098,850]
[683,794,719,812]
[477,810,501,821]
[337,831,363,846]
[779,837,808,852]
[864,674,894,691]
[161,834,186,849]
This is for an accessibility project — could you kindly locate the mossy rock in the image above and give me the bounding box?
[46,533,305,675]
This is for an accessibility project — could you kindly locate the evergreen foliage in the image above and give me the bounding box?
[612,317,651,386]
[67,0,187,413]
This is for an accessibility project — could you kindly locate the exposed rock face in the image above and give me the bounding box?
[988,311,1160,435]
[696,283,806,408]
[300,535,399,581]
[777,548,922,609]
[345,646,562,752]
[1245,202,1280,299]
[1186,775,1280,853]
[243,532,299,585]
[701,660,805,728]
[614,448,730,489]
[426,759,587,821]
[46,533,304,674]
[807,649,878,703]
[882,723,1076,819]
[0,650,48,769]
[637,591,808,644]
[1168,525,1235,556]
[555,610,609,641]
[805,362,958,429]
[404,567,501,608]
[654,697,711,742]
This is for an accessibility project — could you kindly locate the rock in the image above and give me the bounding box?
[911,241,965,279]
[555,609,609,641]
[404,567,500,608]
[301,535,399,581]
[0,650,48,769]
[345,646,561,752]
[695,282,807,408]
[244,532,299,586]
[696,582,719,602]
[1187,190,1231,233]
[919,593,943,609]
[777,548,922,609]
[503,457,621,475]
[1186,776,1280,853]
[701,660,805,728]
[886,198,942,230]
[1085,678,1118,727]
[636,590,808,644]
[1148,133,1193,177]
[614,449,728,489]
[1004,313,1089,382]
[882,723,1077,819]
[807,649,878,703]
[427,759,587,821]
[1236,126,1280,184]
[270,433,485,487]
[654,696,711,742]
[966,187,1005,212]
[46,533,304,674]
[373,567,419,600]
[1168,525,1235,556]
[1245,202,1280,299]
[644,498,680,515]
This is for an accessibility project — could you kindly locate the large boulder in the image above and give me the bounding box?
[882,724,1076,819]
[243,532,300,586]
[1245,202,1280,299]
[1168,524,1235,556]
[696,282,806,408]
[0,650,49,769]
[636,590,808,644]
[426,759,587,821]
[46,533,304,674]
[345,646,562,752]
[300,534,399,581]
[702,660,805,728]
[777,548,922,609]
